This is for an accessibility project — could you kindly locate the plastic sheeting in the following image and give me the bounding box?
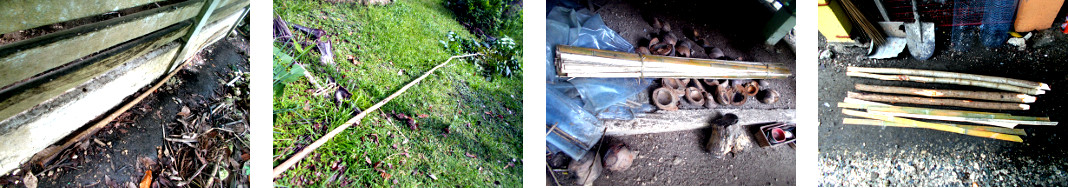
[545,7,652,159]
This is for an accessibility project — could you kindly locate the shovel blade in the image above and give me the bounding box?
[905,22,935,60]
[878,22,907,38]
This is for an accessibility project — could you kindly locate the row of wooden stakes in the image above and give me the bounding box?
[838,67,1057,143]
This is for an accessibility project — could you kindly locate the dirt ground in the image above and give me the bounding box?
[5,35,251,187]
[547,0,796,186]
[817,28,1068,186]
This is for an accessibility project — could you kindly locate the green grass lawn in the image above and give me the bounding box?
[272,0,523,186]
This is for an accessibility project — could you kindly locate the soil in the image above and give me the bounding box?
[817,28,1068,186]
[16,35,250,187]
[547,0,796,186]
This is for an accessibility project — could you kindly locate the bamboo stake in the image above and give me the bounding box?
[848,92,1029,110]
[273,54,480,178]
[866,110,1058,128]
[841,109,1023,142]
[855,83,1036,103]
[847,71,1044,95]
[554,45,792,78]
[843,118,1027,136]
[848,66,1050,90]
[837,102,1052,121]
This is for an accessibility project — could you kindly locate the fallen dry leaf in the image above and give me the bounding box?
[464,152,477,158]
[22,173,37,188]
[428,174,438,180]
[417,114,429,118]
[139,170,152,188]
[381,172,391,179]
[176,106,191,117]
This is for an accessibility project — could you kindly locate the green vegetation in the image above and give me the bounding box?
[443,0,522,78]
[273,0,522,187]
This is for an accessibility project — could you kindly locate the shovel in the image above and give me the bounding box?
[904,0,935,60]
[868,0,908,59]
[873,0,907,37]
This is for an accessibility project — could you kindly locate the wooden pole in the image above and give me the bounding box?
[837,102,1052,121]
[554,45,792,78]
[841,109,1023,142]
[272,54,480,178]
[848,66,1050,90]
[846,71,1044,95]
[847,92,1029,110]
[854,83,1036,103]
[842,118,1027,136]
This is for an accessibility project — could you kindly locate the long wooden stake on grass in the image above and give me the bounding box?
[855,84,1036,103]
[272,53,480,178]
[848,66,1050,91]
[841,109,1023,142]
[846,71,1044,95]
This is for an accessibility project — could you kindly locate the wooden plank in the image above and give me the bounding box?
[207,1,250,24]
[0,23,189,134]
[0,41,182,175]
[0,0,204,90]
[168,0,220,72]
[603,109,795,136]
[172,7,246,71]
[0,0,163,34]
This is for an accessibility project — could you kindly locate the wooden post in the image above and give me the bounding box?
[854,83,1036,103]
[168,0,220,73]
[847,91,1029,110]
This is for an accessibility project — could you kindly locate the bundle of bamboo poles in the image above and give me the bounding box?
[840,67,1057,142]
[838,0,885,45]
[554,45,792,78]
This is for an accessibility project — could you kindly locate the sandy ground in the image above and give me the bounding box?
[547,0,796,186]
[817,28,1068,186]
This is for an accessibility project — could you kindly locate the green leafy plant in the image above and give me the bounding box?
[443,0,520,38]
[273,47,306,97]
[440,31,521,78]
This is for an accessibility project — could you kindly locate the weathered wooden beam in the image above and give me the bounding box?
[0,0,204,90]
[172,6,246,71]
[167,0,219,73]
[0,0,163,34]
[602,109,795,136]
[207,0,250,24]
[0,23,189,133]
[0,39,183,175]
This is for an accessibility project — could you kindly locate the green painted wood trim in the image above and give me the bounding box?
[0,0,204,90]
[0,0,164,34]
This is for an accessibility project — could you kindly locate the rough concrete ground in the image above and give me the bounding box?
[818,29,1068,186]
[22,35,250,187]
[547,0,796,186]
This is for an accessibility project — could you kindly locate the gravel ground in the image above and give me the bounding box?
[817,28,1068,186]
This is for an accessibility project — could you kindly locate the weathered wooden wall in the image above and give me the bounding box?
[0,1,204,93]
[0,0,163,34]
[0,0,249,174]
